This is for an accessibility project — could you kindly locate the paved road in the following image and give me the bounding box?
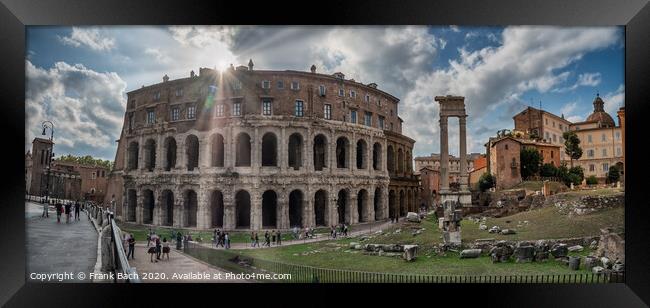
[127,244,246,283]
[25,202,98,283]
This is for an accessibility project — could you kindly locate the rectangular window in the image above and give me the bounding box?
[277,80,284,89]
[232,80,242,90]
[589,164,595,172]
[350,90,356,98]
[559,123,562,130]
[350,110,357,124]
[262,80,271,89]
[377,99,381,107]
[601,134,606,142]
[545,132,550,140]
[216,104,224,117]
[171,107,180,121]
[147,109,155,124]
[603,163,609,172]
[324,104,332,120]
[364,112,372,126]
[187,106,196,119]
[153,91,161,101]
[602,148,607,157]
[233,102,241,116]
[617,147,621,156]
[338,88,344,96]
[291,81,300,90]
[175,88,183,97]
[128,113,134,132]
[552,121,555,128]
[319,85,326,96]
[262,100,272,115]
[553,134,557,142]
[588,134,592,143]
[365,95,370,103]
[587,149,594,157]
[390,122,394,131]
[378,116,385,129]
[128,100,135,109]
[551,150,554,158]
[615,131,620,140]
[295,100,304,117]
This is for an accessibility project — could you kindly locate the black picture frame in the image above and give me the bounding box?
[1,0,649,306]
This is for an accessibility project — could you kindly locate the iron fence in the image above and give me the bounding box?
[183,241,624,283]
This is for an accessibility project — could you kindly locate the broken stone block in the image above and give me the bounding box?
[568,245,584,252]
[488,226,501,234]
[589,240,598,250]
[514,244,535,263]
[460,249,482,259]
[500,229,516,235]
[601,257,612,269]
[406,212,421,223]
[584,256,598,270]
[569,256,581,270]
[479,224,488,230]
[403,245,418,261]
[612,261,624,272]
[592,266,605,274]
[349,242,359,249]
[550,243,568,258]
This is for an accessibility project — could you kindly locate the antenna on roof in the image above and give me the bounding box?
[539,100,542,111]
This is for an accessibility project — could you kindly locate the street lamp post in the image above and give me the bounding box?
[42,121,54,206]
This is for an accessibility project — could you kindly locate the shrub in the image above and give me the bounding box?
[586,176,598,185]
[607,165,620,184]
[478,172,496,192]
[540,163,558,177]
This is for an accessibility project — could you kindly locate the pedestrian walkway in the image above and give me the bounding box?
[197,220,394,251]
[25,202,97,283]
[127,244,247,283]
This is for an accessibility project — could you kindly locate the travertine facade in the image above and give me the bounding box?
[110,63,418,230]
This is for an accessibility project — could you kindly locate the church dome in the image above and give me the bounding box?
[586,95,615,127]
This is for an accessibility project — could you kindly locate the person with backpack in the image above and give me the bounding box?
[264,231,270,247]
[64,202,72,224]
[55,202,62,223]
[127,234,136,260]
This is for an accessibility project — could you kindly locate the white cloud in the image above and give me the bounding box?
[602,84,624,116]
[25,60,126,159]
[449,25,460,33]
[552,72,602,93]
[560,101,578,115]
[58,27,116,51]
[144,48,171,64]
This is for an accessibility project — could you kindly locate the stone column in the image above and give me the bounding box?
[225,128,232,168]
[155,135,165,171]
[305,128,313,171]
[459,116,468,191]
[350,132,356,173]
[251,193,262,230]
[277,192,289,229]
[223,190,236,230]
[367,190,375,222]
[253,128,260,172]
[176,137,185,171]
[349,192,358,224]
[303,197,313,228]
[197,188,210,229]
[280,127,288,172]
[329,190,338,227]
[175,190,185,228]
[329,139,336,173]
[153,189,161,225]
[440,116,449,192]
[135,189,143,223]
[382,186,390,220]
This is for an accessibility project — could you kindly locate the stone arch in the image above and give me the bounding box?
[211,190,224,228]
[388,189,397,220]
[357,189,369,222]
[288,133,303,170]
[126,189,137,222]
[262,190,278,228]
[185,135,199,171]
[356,139,368,169]
[399,189,406,217]
[373,142,382,171]
[235,190,251,228]
[183,189,198,227]
[397,148,404,173]
[144,139,156,171]
[261,132,278,167]
[289,190,303,228]
[236,132,252,167]
[387,145,395,173]
[337,189,349,224]
[313,134,328,171]
[164,137,177,171]
[374,187,382,221]
[314,189,328,227]
[336,137,349,168]
[161,189,174,226]
[127,141,139,170]
[211,133,225,167]
[142,189,155,224]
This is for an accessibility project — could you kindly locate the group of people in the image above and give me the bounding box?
[329,224,349,239]
[46,200,82,223]
[250,230,282,247]
[122,230,171,263]
[211,229,231,249]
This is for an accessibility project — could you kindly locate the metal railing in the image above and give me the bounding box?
[108,213,141,283]
[184,241,624,283]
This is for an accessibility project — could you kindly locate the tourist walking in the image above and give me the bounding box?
[276,230,282,245]
[155,236,162,260]
[224,232,230,249]
[146,229,153,247]
[250,232,256,247]
[74,200,80,221]
[253,232,260,247]
[127,234,135,260]
[148,239,157,263]
[264,231,270,247]
[162,238,170,260]
[41,201,49,218]
[64,202,71,224]
[271,230,276,246]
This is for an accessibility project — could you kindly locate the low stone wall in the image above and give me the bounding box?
[468,235,601,253]
[548,194,624,216]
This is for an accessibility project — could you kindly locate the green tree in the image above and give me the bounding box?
[520,147,541,179]
[478,172,496,192]
[586,176,598,185]
[607,165,620,184]
[569,166,584,184]
[556,163,583,186]
[563,131,583,168]
[540,163,558,177]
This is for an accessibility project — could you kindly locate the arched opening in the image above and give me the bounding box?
[288,133,303,170]
[236,133,251,167]
[262,190,277,228]
[261,132,277,166]
[144,139,156,171]
[336,137,349,168]
[399,190,406,217]
[184,190,197,227]
[164,137,177,171]
[313,134,328,171]
[387,145,395,173]
[406,189,412,212]
[374,187,381,221]
[185,135,199,171]
[397,148,404,174]
[357,189,368,222]
[143,189,154,224]
[289,190,303,228]
[337,189,348,224]
[373,143,382,171]
[211,190,224,228]
[314,190,328,227]
[161,190,174,226]
[356,139,367,169]
[127,142,139,170]
[235,190,251,228]
[211,134,225,167]
[388,190,396,220]
[127,189,136,222]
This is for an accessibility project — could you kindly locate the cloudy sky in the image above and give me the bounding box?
[25,26,624,160]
